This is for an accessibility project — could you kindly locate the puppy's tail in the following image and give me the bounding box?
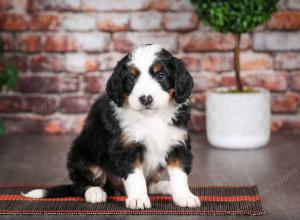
[21,185,73,198]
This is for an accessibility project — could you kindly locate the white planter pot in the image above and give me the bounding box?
[206,87,271,149]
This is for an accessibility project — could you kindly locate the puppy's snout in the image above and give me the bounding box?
[139,95,153,106]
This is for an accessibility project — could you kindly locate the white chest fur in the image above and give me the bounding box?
[113,102,187,177]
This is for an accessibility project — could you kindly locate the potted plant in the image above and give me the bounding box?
[191,0,279,149]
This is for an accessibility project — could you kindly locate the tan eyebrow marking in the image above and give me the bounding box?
[167,159,182,168]
[151,63,162,74]
[128,66,139,76]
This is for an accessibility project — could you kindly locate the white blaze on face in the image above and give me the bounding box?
[127,44,170,111]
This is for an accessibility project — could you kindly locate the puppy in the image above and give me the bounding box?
[23,44,200,209]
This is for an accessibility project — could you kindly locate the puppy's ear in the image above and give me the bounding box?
[106,60,125,107]
[171,57,194,104]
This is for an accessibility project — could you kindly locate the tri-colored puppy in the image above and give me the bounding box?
[23,44,200,209]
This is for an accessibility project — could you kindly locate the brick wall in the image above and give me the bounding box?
[0,0,300,135]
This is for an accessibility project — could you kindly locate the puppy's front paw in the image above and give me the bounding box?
[85,186,107,203]
[126,196,151,209]
[173,193,201,208]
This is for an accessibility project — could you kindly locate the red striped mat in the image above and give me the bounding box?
[0,185,264,216]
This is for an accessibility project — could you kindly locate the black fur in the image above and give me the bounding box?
[172,103,191,127]
[45,185,73,197]
[106,54,130,107]
[166,143,193,174]
[30,46,194,199]
[173,59,194,104]
[66,96,146,196]
[156,49,194,104]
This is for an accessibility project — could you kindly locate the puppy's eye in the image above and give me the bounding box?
[127,74,137,83]
[156,72,166,81]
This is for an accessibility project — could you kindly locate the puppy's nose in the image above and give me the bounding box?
[139,95,153,106]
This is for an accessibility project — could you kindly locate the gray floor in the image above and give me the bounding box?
[0,133,299,220]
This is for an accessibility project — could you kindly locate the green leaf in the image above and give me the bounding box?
[4,64,18,90]
[0,38,4,58]
[0,120,6,137]
[0,73,6,87]
[191,0,279,33]
[11,32,18,56]
[0,33,19,91]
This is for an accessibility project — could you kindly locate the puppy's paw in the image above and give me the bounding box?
[85,186,107,203]
[126,196,151,209]
[173,193,201,208]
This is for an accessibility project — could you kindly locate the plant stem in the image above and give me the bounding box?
[234,34,243,91]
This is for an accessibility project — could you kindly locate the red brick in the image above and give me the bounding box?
[29,55,64,72]
[241,52,273,71]
[0,14,26,31]
[253,32,300,51]
[271,118,282,133]
[28,14,59,31]
[10,0,27,11]
[272,116,300,134]
[0,0,11,10]
[23,96,59,115]
[290,71,300,92]
[97,13,129,32]
[0,95,22,113]
[188,110,205,132]
[98,53,125,71]
[190,93,206,111]
[180,32,250,52]
[245,72,288,92]
[62,14,96,31]
[0,1,299,136]
[267,12,300,30]
[151,0,193,11]
[86,59,98,72]
[65,54,98,73]
[179,55,201,71]
[27,0,81,12]
[0,34,18,51]
[287,0,300,10]
[18,34,41,52]
[84,75,107,93]
[59,76,80,93]
[220,74,235,87]
[1,34,40,52]
[163,12,198,32]
[44,34,76,52]
[3,115,45,134]
[60,95,91,114]
[192,73,218,92]
[14,56,28,71]
[201,54,233,72]
[113,32,178,52]
[220,71,288,92]
[81,0,149,11]
[130,11,163,31]
[73,33,110,52]
[44,33,110,52]
[0,55,27,71]
[17,76,59,93]
[44,115,85,134]
[275,53,300,70]
[44,118,62,134]
[17,75,79,93]
[271,92,299,114]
